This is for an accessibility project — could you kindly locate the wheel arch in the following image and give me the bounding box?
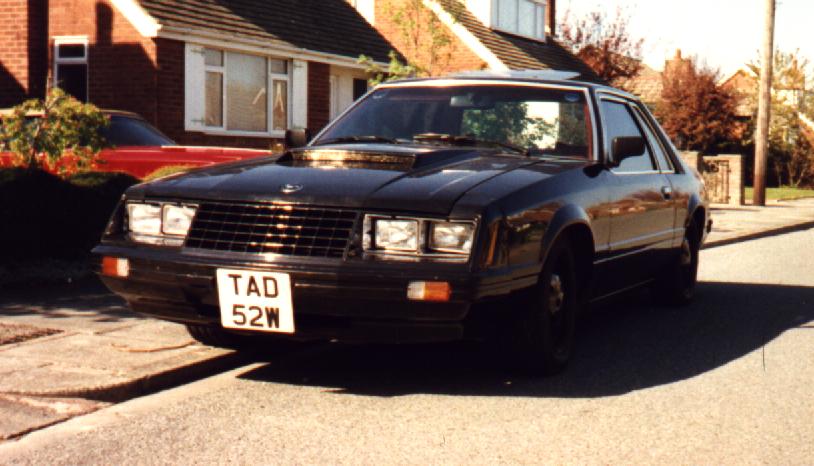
[686,193,708,246]
[539,204,595,296]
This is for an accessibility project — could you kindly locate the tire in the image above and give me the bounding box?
[654,220,700,306]
[507,238,579,376]
[185,324,251,349]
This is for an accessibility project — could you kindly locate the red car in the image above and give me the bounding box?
[0,110,271,178]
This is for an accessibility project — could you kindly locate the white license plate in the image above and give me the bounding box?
[216,269,295,334]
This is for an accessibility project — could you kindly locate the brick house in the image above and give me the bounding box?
[0,0,395,147]
[1,0,598,149]
[350,0,599,80]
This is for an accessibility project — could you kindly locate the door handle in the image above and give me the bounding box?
[661,186,673,200]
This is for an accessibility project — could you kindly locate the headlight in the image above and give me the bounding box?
[363,215,476,260]
[127,203,161,235]
[429,222,474,253]
[126,202,197,245]
[374,219,419,251]
[162,205,196,236]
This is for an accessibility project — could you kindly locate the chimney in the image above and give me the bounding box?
[546,0,557,39]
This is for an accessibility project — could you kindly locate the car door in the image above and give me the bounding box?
[599,96,677,290]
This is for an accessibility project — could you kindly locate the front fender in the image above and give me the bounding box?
[539,203,594,265]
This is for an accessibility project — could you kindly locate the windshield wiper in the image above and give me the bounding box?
[316,135,402,145]
[412,133,531,156]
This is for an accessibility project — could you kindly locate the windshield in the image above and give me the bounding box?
[313,85,592,158]
[100,115,176,147]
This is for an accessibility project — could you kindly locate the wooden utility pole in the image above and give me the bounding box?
[753,0,776,206]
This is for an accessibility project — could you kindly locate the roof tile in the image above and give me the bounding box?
[138,0,395,63]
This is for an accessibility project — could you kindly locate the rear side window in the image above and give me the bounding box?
[100,116,176,147]
[600,100,655,173]
[632,107,674,172]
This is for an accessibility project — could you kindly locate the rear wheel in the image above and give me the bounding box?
[654,220,700,305]
[508,238,578,375]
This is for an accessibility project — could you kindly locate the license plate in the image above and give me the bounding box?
[216,269,295,334]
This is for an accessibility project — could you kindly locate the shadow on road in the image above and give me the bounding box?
[0,278,131,323]
[239,281,814,398]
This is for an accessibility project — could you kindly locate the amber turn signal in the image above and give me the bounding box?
[407,281,451,302]
[102,256,129,278]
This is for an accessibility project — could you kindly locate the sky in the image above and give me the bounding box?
[558,0,813,79]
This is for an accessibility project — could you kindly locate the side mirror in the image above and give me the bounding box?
[609,136,646,167]
[285,128,311,148]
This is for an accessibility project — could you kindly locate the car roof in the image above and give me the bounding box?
[381,70,637,99]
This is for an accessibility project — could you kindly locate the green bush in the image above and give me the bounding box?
[0,168,138,261]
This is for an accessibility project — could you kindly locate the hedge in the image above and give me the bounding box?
[0,168,138,261]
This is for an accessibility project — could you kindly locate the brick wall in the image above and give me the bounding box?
[373,0,485,75]
[0,0,47,106]
[49,0,159,123]
[308,61,330,133]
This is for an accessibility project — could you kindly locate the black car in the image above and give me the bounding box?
[94,71,710,375]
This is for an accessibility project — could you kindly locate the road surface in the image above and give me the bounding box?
[2,228,813,464]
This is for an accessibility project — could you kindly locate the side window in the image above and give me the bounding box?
[600,100,655,173]
[633,107,674,172]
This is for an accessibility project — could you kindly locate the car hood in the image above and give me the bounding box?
[131,144,582,215]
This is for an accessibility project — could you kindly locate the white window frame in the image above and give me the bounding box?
[53,36,89,101]
[492,0,547,41]
[201,48,292,137]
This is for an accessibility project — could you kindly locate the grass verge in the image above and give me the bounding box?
[744,186,814,201]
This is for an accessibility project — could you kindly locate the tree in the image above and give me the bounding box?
[358,51,421,87]
[0,88,108,177]
[358,0,455,86]
[559,7,644,86]
[655,58,739,154]
[747,50,814,187]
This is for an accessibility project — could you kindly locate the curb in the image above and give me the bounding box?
[1,350,247,402]
[703,220,814,250]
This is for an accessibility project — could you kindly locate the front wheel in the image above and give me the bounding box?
[507,238,579,375]
[185,324,252,349]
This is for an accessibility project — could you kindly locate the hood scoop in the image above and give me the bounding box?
[285,148,416,170]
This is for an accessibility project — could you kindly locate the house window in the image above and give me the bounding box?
[203,48,290,133]
[54,38,88,102]
[353,78,369,100]
[494,0,546,40]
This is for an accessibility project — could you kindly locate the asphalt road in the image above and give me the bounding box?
[2,228,813,464]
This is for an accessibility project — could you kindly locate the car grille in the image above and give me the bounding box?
[185,202,358,258]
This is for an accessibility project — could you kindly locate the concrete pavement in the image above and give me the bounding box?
[1,197,813,441]
[705,198,814,248]
[0,282,239,440]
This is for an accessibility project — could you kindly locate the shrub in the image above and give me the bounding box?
[0,168,138,261]
[0,88,108,177]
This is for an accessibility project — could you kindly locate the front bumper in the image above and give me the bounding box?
[93,245,535,343]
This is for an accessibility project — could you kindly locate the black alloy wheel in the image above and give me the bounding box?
[509,238,578,375]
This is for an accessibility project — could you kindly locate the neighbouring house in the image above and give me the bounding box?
[616,63,662,107]
[720,67,807,118]
[720,69,758,118]
[617,49,694,107]
[0,0,397,148]
[349,0,600,81]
